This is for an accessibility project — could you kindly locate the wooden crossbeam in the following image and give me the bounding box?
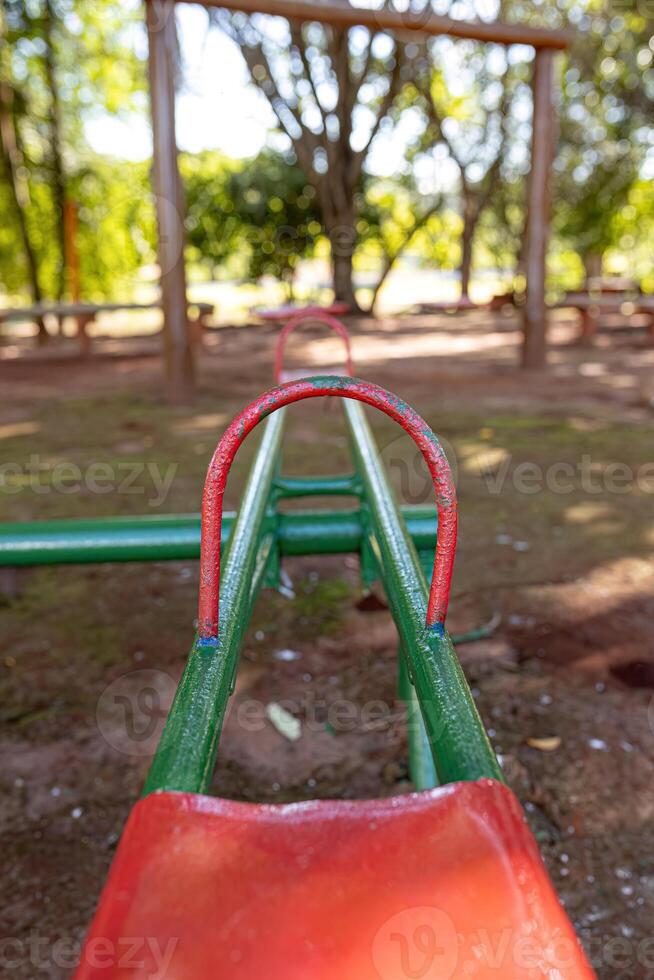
[163,0,569,50]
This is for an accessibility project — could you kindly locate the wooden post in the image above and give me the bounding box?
[145,0,194,402]
[522,48,555,369]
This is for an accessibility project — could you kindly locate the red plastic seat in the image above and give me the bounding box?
[74,779,593,979]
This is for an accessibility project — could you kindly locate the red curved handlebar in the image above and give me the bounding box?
[198,377,457,641]
[274,312,354,383]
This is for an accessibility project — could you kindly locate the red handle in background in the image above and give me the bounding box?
[274,312,354,383]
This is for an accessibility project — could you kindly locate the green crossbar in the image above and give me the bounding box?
[0,507,437,565]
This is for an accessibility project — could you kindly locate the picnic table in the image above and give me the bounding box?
[584,276,639,294]
[417,296,480,314]
[0,300,214,354]
[254,302,351,323]
[553,288,654,342]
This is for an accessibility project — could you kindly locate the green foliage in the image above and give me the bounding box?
[183,152,241,276]
[0,0,147,300]
[361,178,429,263]
[360,176,457,270]
[184,149,321,295]
[0,150,155,300]
[551,2,653,278]
[0,180,29,293]
[606,179,654,289]
[478,178,525,280]
[556,67,640,265]
[71,158,155,298]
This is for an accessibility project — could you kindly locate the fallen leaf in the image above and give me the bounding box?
[266,702,301,741]
[526,736,562,752]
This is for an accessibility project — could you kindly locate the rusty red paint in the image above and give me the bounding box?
[198,377,457,640]
[274,312,354,382]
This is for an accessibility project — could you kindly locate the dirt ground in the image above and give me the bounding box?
[1,308,653,978]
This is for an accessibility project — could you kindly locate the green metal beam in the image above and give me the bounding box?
[0,514,205,566]
[143,411,285,795]
[0,507,437,566]
[398,643,438,791]
[343,399,502,785]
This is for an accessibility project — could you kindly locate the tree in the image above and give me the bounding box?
[609,179,654,291]
[0,0,146,311]
[184,149,320,298]
[411,33,523,300]
[0,3,49,337]
[226,150,321,298]
[507,0,653,287]
[360,172,442,313]
[0,78,49,339]
[553,4,651,283]
[477,172,526,291]
[42,0,67,304]
[210,8,414,310]
[69,156,155,298]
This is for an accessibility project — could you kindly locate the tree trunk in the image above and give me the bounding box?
[369,200,442,316]
[460,227,473,300]
[332,250,360,311]
[43,0,67,305]
[583,252,602,287]
[0,82,48,343]
[284,268,295,303]
[460,197,476,300]
[369,256,394,316]
[324,212,360,311]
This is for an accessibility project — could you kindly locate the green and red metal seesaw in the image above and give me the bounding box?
[69,364,592,976]
[2,316,593,977]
